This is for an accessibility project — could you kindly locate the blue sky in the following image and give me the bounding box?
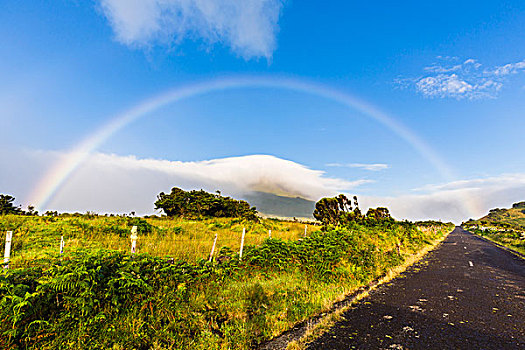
[1,0,525,222]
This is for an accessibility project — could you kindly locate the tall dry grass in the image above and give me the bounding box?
[0,215,317,266]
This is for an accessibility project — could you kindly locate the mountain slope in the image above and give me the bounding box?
[242,192,316,219]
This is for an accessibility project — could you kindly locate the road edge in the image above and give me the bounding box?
[464,227,525,260]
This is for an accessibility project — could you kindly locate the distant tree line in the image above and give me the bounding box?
[155,187,258,221]
[313,194,393,227]
[512,201,525,209]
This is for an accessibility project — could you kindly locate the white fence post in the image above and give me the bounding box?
[60,236,65,255]
[209,233,218,262]
[269,229,272,239]
[239,227,246,260]
[304,224,307,237]
[4,231,13,269]
[130,226,138,254]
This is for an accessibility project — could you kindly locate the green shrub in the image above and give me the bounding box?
[127,217,154,235]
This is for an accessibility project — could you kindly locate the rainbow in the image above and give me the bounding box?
[26,75,476,217]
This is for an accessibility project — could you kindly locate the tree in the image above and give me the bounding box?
[366,207,391,220]
[155,187,189,217]
[313,194,363,226]
[365,207,393,226]
[352,196,361,217]
[26,205,38,216]
[0,194,23,215]
[155,187,258,220]
[313,197,340,225]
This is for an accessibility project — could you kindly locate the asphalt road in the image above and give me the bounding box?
[307,227,525,349]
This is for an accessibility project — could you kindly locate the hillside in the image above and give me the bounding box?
[467,201,525,230]
[463,201,525,254]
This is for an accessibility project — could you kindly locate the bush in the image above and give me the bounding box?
[126,217,154,235]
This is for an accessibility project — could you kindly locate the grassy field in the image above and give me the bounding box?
[463,201,525,255]
[0,215,316,268]
[0,215,453,349]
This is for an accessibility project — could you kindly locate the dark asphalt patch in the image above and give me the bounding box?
[307,227,525,349]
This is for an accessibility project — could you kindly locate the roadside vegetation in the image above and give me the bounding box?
[0,192,453,349]
[463,201,525,255]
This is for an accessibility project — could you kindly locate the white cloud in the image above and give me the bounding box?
[98,0,284,59]
[416,74,473,98]
[491,59,525,76]
[326,163,389,171]
[411,174,525,193]
[360,174,525,223]
[400,57,525,99]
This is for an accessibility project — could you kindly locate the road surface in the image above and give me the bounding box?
[307,227,525,349]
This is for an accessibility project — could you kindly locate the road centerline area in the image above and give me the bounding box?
[307,227,525,349]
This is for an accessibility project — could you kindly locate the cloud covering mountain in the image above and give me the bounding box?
[2,150,524,223]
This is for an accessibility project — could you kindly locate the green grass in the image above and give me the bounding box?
[0,215,453,349]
